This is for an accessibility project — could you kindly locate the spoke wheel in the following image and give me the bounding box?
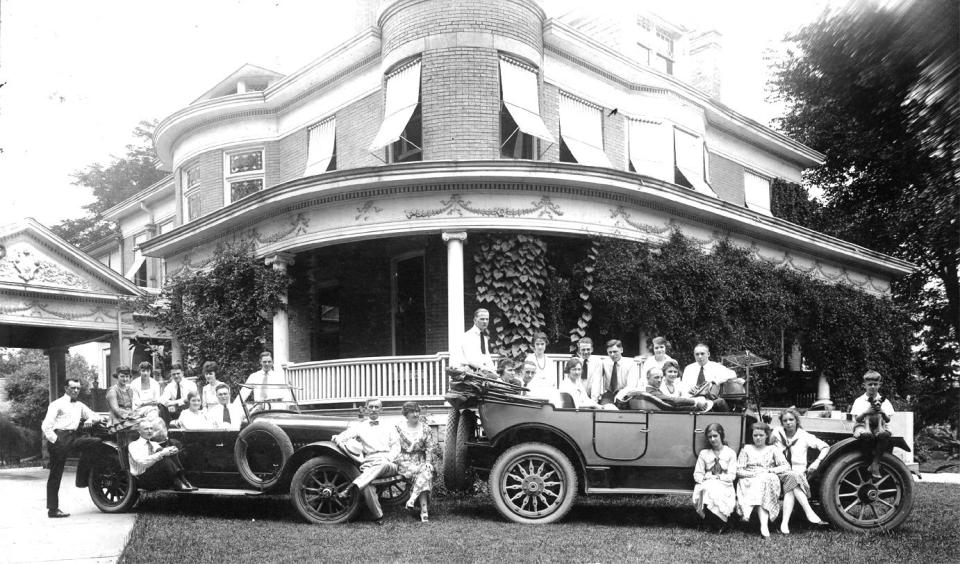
[377,476,412,507]
[489,442,577,524]
[820,451,914,532]
[88,460,139,513]
[290,456,361,524]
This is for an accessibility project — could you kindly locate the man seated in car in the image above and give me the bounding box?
[207,384,244,430]
[127,419,196,491]
[632,367,714,411]
[159,364,197,422]
[332,397,400,524]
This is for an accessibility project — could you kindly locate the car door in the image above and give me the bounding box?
[593,410,649,461]
[169,428,244,489]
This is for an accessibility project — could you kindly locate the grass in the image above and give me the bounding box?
[119,483,960,564]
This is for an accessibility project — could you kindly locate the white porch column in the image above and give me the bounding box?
[265,252,295,366]
[442,232,467,358]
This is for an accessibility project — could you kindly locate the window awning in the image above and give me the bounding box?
[674,128,717,197]
[499,58,555,143]
[627,118,673,182]
[559,93,612,167]
[124,253,146,281]
[305,118,336,176]
[369,60,421,151]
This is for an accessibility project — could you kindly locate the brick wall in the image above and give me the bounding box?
[421,48,501,160]
[275,129,308,185]
[540,83,561,162]
[380,0,543,55]
[337,91,384,170]
[708,151,746,206]
[603,112,626,170]
[287,261,313,363]
[424,237,448,353]
[186,149,225,219]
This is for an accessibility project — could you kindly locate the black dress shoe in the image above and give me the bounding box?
[48,509,70,518]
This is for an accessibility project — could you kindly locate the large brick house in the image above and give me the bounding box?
[84,0,911,403]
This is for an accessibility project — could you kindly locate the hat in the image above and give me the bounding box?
[338,438,365,464]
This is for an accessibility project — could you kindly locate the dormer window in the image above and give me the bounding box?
[224,148,264,203]
[369,59,422,162]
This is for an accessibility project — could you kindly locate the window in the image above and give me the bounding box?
[126,233,148,287]
[305,117,336,175]
[559,92,611,167]
[313,282,341,360]
[369,59,422,160]
[627,118,673,182]
[181,164,201,222]
[635,17,676,75]
[499,56,553,159]
[223,148,264,203]
[744,171,772,216]
[673,128,716,196]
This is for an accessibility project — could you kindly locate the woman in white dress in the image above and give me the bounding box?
[736,422,789,537]
[173,392,215,430]
[638,336,676,388]
[772,408,830,533]
[524,332,552,381]
[132,361,162,416]
[693,422,737,530]
[659,360,689,398]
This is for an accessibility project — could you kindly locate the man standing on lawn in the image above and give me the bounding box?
[41,378,107,518]
[333,397,400,524]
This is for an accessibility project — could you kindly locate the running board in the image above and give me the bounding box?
[162,488,266,496]
[585,487,692,495]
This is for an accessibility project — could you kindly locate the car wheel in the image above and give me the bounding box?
[376,476,412,507]
[819,451,914,532]
[442,406,461,490]
[489,442,577,524]
[88,459,139,513]
[235,420,294,491]
[290,455,362,525]
[453,410,476,490]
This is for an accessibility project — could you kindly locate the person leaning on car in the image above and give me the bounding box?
[127,418,196,491]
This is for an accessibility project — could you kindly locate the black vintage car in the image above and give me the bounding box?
[442,368,915,532]
[78,386,410,524]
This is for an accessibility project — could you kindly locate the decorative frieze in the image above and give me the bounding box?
[404,194,563,220]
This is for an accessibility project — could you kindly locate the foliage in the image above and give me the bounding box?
[3,367,50,431]
[581,232,911,404]
[769,178,822,229]
[771,0,959,419]
[51,120,167,248]
[137,243,292,387]
[567,241,598,353]
[0,413,36,465]
[473,234,549,357]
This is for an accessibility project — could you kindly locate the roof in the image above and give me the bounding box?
[100,174,175,221]
[193,63,285,103]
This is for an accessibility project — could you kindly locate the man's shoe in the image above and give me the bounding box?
[374,518,385,526]
[48,509,70,518]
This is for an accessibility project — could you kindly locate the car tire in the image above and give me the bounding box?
[819,450,914,532]
[290,455,362,525]
[88,458,139,513]
[376,475,412,507]
[489,442,577,524]
[442,406,461,490]
[452,410,476,490]
[235,420,294,491]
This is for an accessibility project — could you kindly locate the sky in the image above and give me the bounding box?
[0,0,827,228]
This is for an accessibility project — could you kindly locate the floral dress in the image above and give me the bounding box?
[736,444,789,520]
[395,421,437,500]
[692,445,738,521]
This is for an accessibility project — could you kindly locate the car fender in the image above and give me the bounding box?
[75,440,121,488]
[490,422,587,474]
[813,436,911,485]
[280,441,350,484]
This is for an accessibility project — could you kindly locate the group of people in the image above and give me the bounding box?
[332,398,437,524]
[458,308,743,412]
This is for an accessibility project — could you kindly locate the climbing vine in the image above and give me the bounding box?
[568,240,598,352]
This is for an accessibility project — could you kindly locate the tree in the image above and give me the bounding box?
[51,120,167,248]
[771,0,959,421]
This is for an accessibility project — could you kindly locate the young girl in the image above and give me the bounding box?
[737,422,789,537]
[773,408,830,533]
[693,423,737,531]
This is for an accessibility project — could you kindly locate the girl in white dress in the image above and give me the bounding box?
[737,422,789,537]
[693,422,737,530]
[524,332,552,382]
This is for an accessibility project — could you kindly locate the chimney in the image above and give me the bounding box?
[684,30,722,100]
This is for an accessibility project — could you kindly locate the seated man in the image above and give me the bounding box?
[625,367,713,411]
[127,419,196,491]
[496,358,524,387]
[521,359,561,406]
[159,364,198,422]
[207,384,244,430]
[332,398,400,524]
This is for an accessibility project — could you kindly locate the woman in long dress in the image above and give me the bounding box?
[692,422,737,531]
[395,401,437,522]
[773,408,830,533]
[737,422,789,537]
[106,367,136,424]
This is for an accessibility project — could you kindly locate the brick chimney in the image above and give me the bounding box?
[684,30,723,100]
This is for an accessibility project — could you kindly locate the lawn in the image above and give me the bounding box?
[119,483,959,564]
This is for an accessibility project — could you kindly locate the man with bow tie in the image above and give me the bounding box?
[41,378,108,518]
[333,397,400,524]
[458,308,495,372]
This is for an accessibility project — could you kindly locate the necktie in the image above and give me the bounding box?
[610,361,619,392]
[223,406,231,423]
[710,457,722,475]
[480,331,487,354]
[783,435,795,467]
[175,382,181,400]
[582,359,589,381]
[697,366,705,387]
[370,420,380,426]
[147,441,156,455]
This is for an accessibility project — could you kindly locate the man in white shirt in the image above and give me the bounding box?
[457,308,494,372]
[127,419,196,491]
[574,338,605,399]
[681,344,741,411]
[333,398,400,524]
[240,351,292,403]
[41,378,108,518]
[596,340,634,408]
[159,364,198,421]
[207,384,244,430]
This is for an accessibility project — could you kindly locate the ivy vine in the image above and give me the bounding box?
[568,240,598,352]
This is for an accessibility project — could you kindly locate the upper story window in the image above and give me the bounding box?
[636,16,677,75]
[224,148,264,203]
[181,164,201,222]
[744,170,772,216]
[559,92,611,167]
[305,117,337,175]
[369,59,422,162]
[627,118,673,182]
[673,127,716,196]
[499,55,554,159]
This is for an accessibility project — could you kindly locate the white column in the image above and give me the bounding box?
[814,373,834,410]
[442,232,467,358]
[265,252,295,366]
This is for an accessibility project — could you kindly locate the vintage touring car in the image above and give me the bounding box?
[77,386,411,524]
[442,368,915,532]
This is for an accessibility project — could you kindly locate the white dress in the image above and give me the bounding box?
[692,445,738,521]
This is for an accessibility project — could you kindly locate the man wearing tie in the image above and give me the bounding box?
[681,343,740,411]
[159,364,197,422]
[240,351,293,403]
[458,308,495,372]
[41,378,108,518]
[127,419,196,491]
[574,338,605,399]
[207,384,244,430]
[596,339,633,409]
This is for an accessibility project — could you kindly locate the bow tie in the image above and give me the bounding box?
[369,420,380,426]
[69,398,78,403]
